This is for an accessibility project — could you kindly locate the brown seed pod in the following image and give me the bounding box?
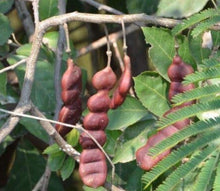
[136,125,178,170]
[92,66,117,90]
[168,82,195,103]
[61,59,82,91]
[167,55,194,82]
[109,88,124,109]
[110,55,132,109]
[61,89,80,105]
[87,90,111,112]
[136,55,196,171]
[56,58,82,137]
[83,112,109,130]
[79,149,107,188]
[79,130,106,149]
[118,55,132,96]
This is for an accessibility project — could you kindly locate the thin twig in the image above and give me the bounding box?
[32,0,40,26]
[0,59,27,74]
[64,23,71,53]
[103,24,112,67]
[32,164,51,191]
[0,104,31,143]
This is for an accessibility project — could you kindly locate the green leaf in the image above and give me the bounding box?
[149,117,220,156]
[156,0,209,18]
[188,34,211,66]
[141,129,220,189]
[104,130,122,156]
[8,55,56,112]
[155,146,217,191]
[172,8,218,35]
[142,27,195,81]
[184,67,220,85]
[107,96,152,130]
[158,98,220,129]
[134,71,169,117]
[126,0,158,14]
[193,153,218,191]
[48,150,66,171]
[0,64,7,96]
[213,160,220,191]
[0,13,12,45]
[60,156,75,181]
[39,0,59,20]
[0,0,14,13]
[112,119,155,164]
[83,185,107,191]
[5,139,45,191]
[20,118,50,143]
[43,143,60,155]
[171,84,220,106]
[43,31,59,51]
[65,129,80,147]
[191,16,220,38]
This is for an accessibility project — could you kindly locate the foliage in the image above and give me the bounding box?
[0,0,220,191]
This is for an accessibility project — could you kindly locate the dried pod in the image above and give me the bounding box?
[118,55,132,96]
[79,130,106,149]
[167,55,194,82]
[79,149,107,188]
[61,59,82,91]
[83,112,109,130]
[87,90,111,112]
[168,82,195,103]
[92,66,117,90]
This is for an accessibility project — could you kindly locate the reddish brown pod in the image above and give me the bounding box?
[79,130,106,149]
[136,125,178,170]
[83,112,109,130]
[92,66,117,90]
[79,64,117,187]
[79,149,107,188]
[61,59,82,91]
[135,54,196,171]
[167,55,194,82]
[56,58,82,137]
[110,55,132,109]
[87,90,111,112]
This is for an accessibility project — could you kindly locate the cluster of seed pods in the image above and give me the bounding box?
[56,58,82,137]
[136,55,195,170]
[79,55,132,188]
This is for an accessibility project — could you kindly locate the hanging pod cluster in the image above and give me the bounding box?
[56,55,132,188]
[136,54,195,170]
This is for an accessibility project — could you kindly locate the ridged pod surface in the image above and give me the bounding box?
[56,59,82,137]
[79,65,116,188]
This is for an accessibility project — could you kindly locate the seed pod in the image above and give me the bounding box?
[87,90,111,112]
[83,112,109,130]
[92,66,117,90]
[61,59,82,91]
[167,55,194,82]
[79,130,106,149]
[79,149,107,188]
[136,55,195,171]
[110,55,132,109]
[136,125,178,170]
[56,58,82,137]
[109,89,124,109]
[118,55,132,96]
